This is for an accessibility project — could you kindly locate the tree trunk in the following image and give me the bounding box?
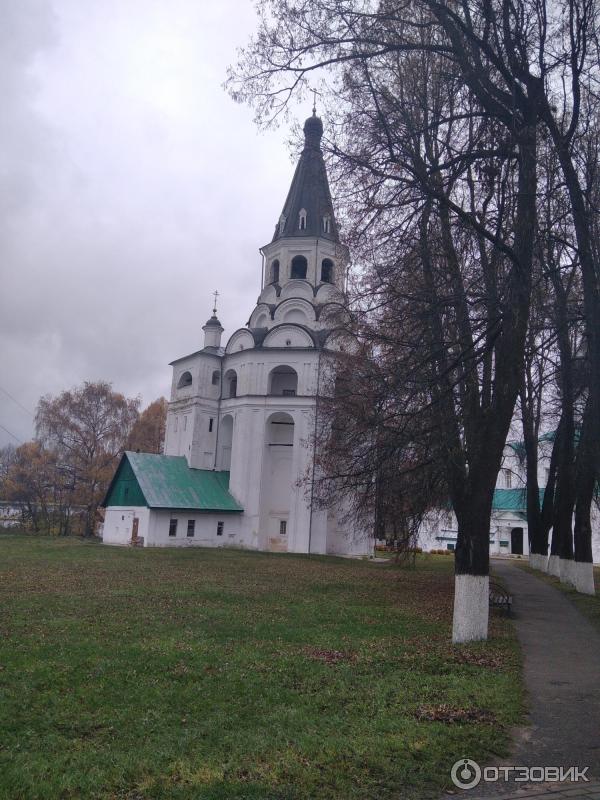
[452,499,492,643]
[573,399,596,595]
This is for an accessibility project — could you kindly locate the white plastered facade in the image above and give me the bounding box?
[153,232,370,556]
[414,438,600,563]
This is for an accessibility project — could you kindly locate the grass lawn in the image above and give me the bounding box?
[0,534,522,800]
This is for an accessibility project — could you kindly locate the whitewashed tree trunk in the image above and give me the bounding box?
[548,555,561,577]
[529,553,545,571]
[559,557,576,586]
[452,574,489,643]
[573,561,596,595]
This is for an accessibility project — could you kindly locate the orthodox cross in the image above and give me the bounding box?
[311,88,318,115]
[212,290,219,315]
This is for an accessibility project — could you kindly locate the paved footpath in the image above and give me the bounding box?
[455,559,600,800]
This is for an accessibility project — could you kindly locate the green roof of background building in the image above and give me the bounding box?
[103,452,243,512]
[492,487,545,512]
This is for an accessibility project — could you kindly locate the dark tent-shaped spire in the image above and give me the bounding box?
[272,113,339,243]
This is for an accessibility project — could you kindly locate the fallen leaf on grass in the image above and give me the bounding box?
[414,704,497,724]
[304,647,355,664]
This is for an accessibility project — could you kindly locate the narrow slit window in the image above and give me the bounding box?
[217,521,224,536]
[209,418,214,432]
[187,520,195,537]
[321,259,334,283]
[279,520,287,536]
[271,260,280,283]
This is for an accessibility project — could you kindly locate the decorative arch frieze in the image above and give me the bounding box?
[262,324,316,349]
[225,329,256,354]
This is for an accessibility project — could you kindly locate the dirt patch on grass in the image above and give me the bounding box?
[414,704,498,724]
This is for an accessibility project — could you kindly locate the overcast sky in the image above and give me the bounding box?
[0,0,302,447]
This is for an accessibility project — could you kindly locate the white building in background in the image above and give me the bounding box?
[415,437,600,564]
[102,113,372,556]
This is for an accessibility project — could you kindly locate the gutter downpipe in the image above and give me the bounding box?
[259,247,265,292]
[308,345,322,554]
[213,359,224,470]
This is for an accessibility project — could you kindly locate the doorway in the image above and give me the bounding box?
[511,527,524,555]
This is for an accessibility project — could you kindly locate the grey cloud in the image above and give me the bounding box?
[0,0,296,445]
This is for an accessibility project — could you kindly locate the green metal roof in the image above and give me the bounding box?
[103,452,243,513]
[492,487,544,512]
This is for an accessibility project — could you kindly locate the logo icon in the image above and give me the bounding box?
[451,758,482,790]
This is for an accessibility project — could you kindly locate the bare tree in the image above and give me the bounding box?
[36,382,139,536]
[231,0,550,641]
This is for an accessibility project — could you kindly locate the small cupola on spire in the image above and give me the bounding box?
[202,291,224,349]
[272,110,339,243]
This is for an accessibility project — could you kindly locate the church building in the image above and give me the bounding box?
[102,113,372,556]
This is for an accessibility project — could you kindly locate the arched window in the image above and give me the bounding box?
[322,215,331,233]
[224,369,238,398]
[270,260,280,284]
[268,365,298,396]
[267,411,295,445]
[177,371,192,389]
[291,255,307,280]
[211,370,220,386]
[278,214,286,235]
[321,259,334,283]
[298,208,307,230]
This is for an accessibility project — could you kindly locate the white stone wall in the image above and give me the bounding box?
[158,231,373,558]
[146,510,244,548]
[103,506,246,548]
[103,506,151,546]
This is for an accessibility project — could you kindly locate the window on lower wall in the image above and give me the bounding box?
[217,521,224,536]
[169,519,177,537]
[209,418,214,432]
[279,520,287,535]
[187,520,195,537]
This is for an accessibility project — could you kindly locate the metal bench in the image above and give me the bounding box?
[489,581,513,616]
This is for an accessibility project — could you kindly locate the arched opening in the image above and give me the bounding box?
[267,411,295,445]
[510,527,524,555]
[298,208,307,230]
[260,412,295,551]
[177,371,192,389]
[268,365,298,396]
[322,215,331,233]
[282,308,307,324]
[211,370,220,386]
[291,255,307,280]
[321,259,334,283]
[218,415,233,470]
[270,259,280,284]
[224,369,238,398]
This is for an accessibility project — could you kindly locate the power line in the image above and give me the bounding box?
[0,385,34,417]
[0,423,23,444]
